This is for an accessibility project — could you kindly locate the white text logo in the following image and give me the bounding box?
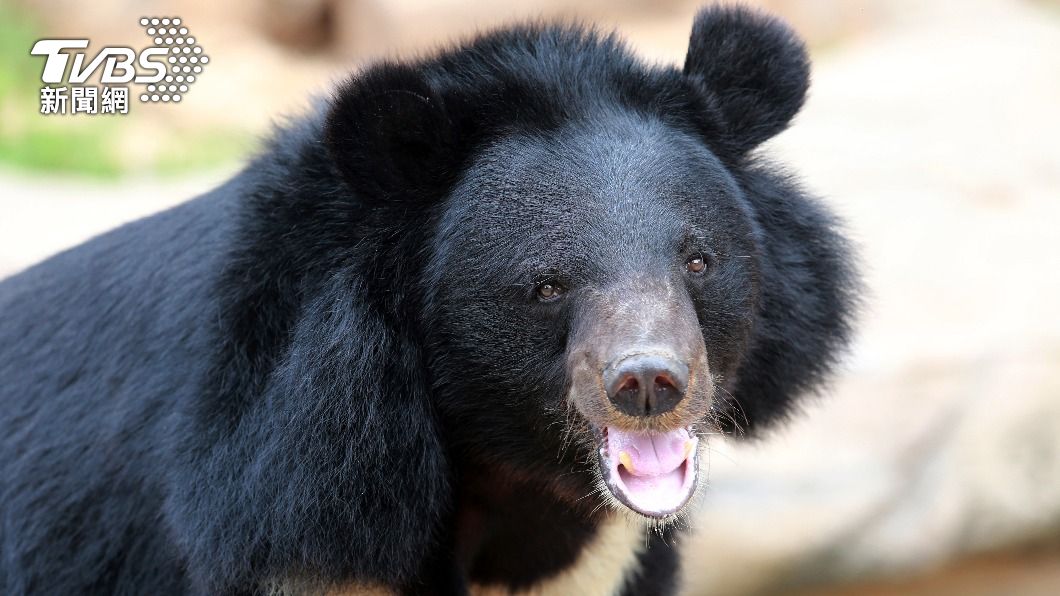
[31,17,209,115]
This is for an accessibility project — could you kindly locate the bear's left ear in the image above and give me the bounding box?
[324,62,467,205]
[683,6,810,156]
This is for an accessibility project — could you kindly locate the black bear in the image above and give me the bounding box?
[0,5,857,595]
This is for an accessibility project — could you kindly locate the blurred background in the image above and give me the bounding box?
[2,0,1059,594]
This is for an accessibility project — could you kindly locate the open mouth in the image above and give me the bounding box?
[595,425,699,518]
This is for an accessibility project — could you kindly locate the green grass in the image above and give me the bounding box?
[0,4,252,179]
[0,124,127,178]
[154,129,255,177]
[0,3,42,103]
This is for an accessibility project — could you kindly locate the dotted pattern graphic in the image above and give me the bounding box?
[137,17,208,103]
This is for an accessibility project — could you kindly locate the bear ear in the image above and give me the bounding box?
[324,63,465,205]
[683,5,810,156]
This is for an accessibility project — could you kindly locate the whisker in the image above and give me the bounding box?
[709,380,749,437]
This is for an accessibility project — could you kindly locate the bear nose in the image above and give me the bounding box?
[604,354,689,417]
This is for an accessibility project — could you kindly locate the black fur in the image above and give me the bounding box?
[0,6,857,594]
[621,526,682,596]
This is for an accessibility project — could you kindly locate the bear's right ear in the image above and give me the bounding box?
[683,6,810,157]
[324,63,465,205]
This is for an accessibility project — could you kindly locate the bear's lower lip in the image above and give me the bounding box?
[595,425,699,518]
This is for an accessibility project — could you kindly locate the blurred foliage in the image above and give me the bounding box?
[0,3,39,102]
[0,124,125,178]
[0,3,251,179]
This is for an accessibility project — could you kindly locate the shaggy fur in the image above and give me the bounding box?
[0,6,857,595]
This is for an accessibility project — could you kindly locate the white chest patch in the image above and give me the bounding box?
[471,515,646,596]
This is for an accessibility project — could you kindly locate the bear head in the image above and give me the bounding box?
[321,6,853,520]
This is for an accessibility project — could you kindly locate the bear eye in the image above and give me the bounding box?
[686,253,708,275]
[536,282,566,301]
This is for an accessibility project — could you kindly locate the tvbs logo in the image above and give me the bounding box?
[32,40,168,85]
[31,17,208,115]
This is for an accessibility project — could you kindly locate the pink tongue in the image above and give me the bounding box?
[607,427,690,476]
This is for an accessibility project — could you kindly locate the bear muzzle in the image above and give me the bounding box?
[603,352,690,418]
[565,285,713,518]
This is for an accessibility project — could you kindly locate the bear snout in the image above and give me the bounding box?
[603,352,689,418]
